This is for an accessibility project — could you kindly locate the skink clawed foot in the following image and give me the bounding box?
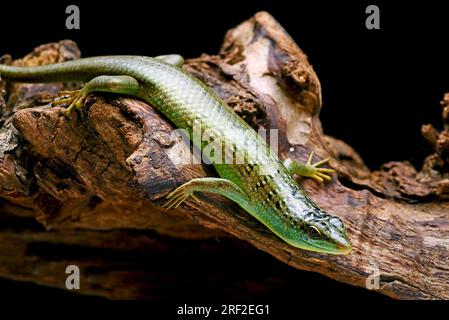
[52,89,88,116]
[304,151,335,183]
[284,151,335,184]
[162,191,188,209]
[162,184,199,209]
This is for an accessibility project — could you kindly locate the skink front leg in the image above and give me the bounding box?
[284,151,335,183]
[52,75,141,116]
[163,177,249,209]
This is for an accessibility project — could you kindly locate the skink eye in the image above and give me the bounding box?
[307,226,321,239]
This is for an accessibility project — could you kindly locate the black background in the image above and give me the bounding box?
[0,0,447,308]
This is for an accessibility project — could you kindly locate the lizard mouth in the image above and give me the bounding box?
[333,237,353,255]
[336,243,353,255]
[305,237,353,255]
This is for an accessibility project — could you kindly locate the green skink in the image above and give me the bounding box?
[0,54,352,254]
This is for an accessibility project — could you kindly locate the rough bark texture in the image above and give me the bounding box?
[1,12,449,300]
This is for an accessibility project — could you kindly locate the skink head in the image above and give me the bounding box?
[278,210,352,254]
[271,186,352,255]
[299,209,352,255]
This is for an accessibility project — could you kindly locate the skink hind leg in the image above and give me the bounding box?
[52,75,141,116]
[284,151,335,183]
[163,177,248,209]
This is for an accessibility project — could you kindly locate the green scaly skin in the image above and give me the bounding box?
[0,55,352,254]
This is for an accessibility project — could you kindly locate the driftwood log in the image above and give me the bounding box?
[1,12,449,300]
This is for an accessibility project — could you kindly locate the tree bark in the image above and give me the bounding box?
[1,11,449,300]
